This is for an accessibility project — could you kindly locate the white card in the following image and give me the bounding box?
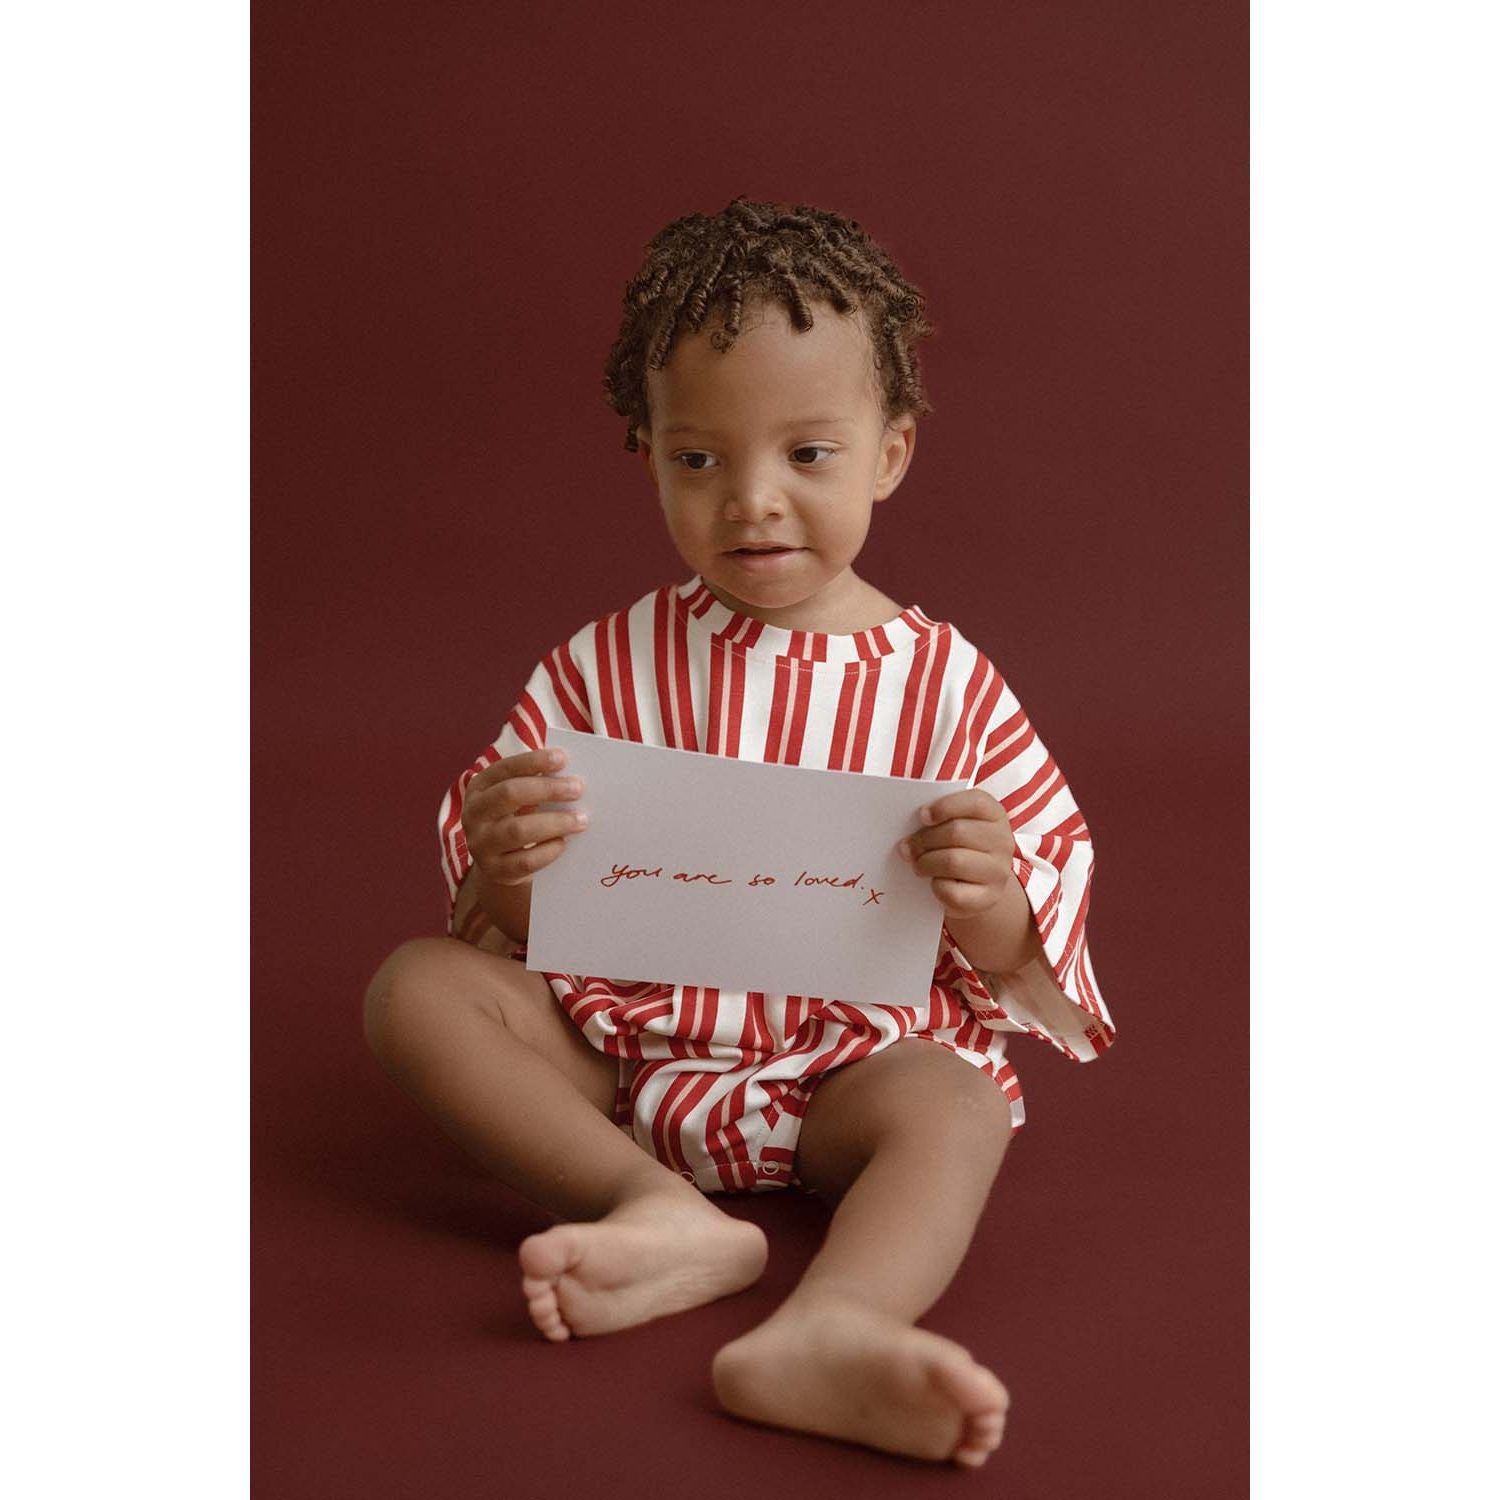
[525,727,968,1006]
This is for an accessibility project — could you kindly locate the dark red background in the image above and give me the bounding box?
[254,2,1246,1495]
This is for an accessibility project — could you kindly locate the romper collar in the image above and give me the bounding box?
[674,574,938,665]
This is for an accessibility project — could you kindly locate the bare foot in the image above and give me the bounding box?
[518,1190,768,1341]
[710,1296,1010,1468]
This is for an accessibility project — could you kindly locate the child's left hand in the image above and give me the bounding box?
[897,790,1016,918]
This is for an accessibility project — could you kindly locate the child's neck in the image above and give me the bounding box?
[704,573,903,635]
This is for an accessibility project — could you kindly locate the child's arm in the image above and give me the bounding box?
[451,861,533,946]
[898,789,1043,977]
[436,633,595,943]
[916,659,1115,1062]
[450,746,588,945]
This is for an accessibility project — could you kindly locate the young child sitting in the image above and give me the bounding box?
[364,194,1116,1471]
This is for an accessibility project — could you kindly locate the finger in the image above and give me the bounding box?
[468,746,569,791]
[467,772,585,820]
[479,807,590,858]
[918,789,1002,827]
[901,817,1011,858]
[521,807,591,841]
[479,835,569,885]
[931,877,997,915]
[911,846,1004,885]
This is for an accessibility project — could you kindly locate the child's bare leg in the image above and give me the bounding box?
[710,1039,1012,1468]
[364,938,767,1339]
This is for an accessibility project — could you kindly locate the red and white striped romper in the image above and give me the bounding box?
[438,575,1115,1195]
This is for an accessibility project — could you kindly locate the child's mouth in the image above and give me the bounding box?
[726,546,803,570]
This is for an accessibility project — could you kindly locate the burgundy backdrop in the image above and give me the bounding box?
[254,2,1246,1495]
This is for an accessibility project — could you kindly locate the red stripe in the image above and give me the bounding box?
[674,593,698,751]
[653,588,679,748]
[889,640,930,775]
[678,985,699,1041]
[958,668,1005,782]
[555,641,589,720]
[976,715,1036,782]
[593,617,622,738]
[850,659,880,771]
[784,660,813,763]
[707,639,728,753]
[661,1069,721,1173]
[439,747,501,893]
[1077,947,1105,1021]
[695,986,721,1041]
[936,652,996,780]
[438,778,470,888]
[1046,809,1090,841]
[543,647,591,731]
[1049,844,1092,979]
[762,656,792,762]
[800,1012,883,1078]
[711,994,778,1170]
[648,1071,694,1169]
[744,990,773,1056]
[707,1071,756,1179]
[906,624,952,777]
[725,647,747,756]
[785,994,803,1039]
[507,691,546,750]
[930,657,990,780]
[705,1088,754,1189]
[1006,757,1062,828]
[612,609,642,740]
[828,663,860,769]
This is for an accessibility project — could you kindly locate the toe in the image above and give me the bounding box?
[937,1355,1008,1415]
[518,1226,578,1281]
[933,1357,1008,1465]
[520,1267,574,1342]
[525,1289,571,1341]
[950,1412,1004,1467]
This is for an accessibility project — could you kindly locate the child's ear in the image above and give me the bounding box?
[873,414,916,502]
[635,426,658,487]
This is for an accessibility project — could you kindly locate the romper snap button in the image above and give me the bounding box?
[678,1169,697,1183]
[762,1162,781,1175]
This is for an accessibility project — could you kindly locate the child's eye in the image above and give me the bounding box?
[672,446,837,473]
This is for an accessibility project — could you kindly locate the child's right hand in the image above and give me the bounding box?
[460,747,589,888]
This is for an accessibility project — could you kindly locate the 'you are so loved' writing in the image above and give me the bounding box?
[599,861,886,907]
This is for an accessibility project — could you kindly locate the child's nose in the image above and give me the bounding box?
[722,475,786,521]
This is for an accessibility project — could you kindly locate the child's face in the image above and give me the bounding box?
[636,298,915,629]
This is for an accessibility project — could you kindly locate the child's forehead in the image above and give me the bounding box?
[646,299,882,414]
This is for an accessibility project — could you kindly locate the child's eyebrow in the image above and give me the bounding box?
[662,416,857,436]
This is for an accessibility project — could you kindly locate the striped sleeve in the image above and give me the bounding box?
[942,665,1116,1063]
[436,635,593,931]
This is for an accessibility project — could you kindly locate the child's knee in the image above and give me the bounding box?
[872,1040,1014,1144]
[362,936,475,1055]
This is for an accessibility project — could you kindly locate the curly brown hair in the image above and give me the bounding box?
[602,195,936,453]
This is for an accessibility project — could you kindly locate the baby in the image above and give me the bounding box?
[364,195,1116,1470]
